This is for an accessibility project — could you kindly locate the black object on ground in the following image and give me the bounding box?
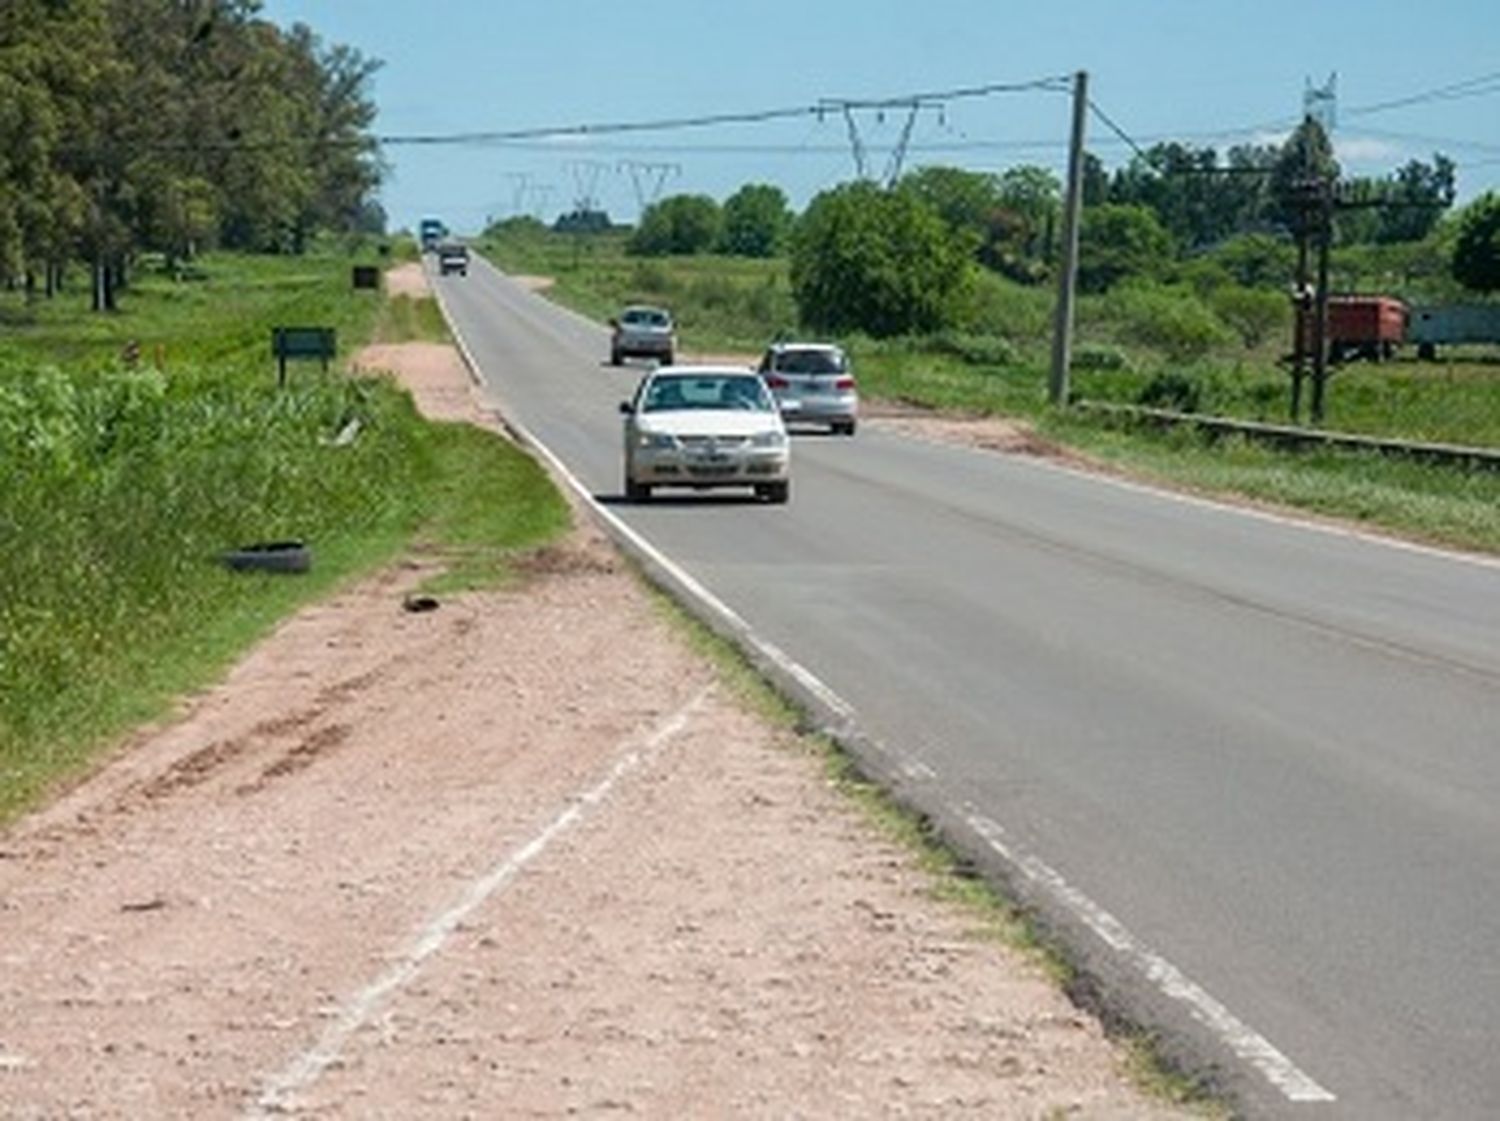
[221,541,312,574]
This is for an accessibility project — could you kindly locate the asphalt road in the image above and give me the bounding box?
[436,257,1500,1120]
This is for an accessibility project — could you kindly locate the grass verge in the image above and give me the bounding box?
[0,248,568,826]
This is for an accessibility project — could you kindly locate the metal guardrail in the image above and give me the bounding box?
[1075,401,1500,471]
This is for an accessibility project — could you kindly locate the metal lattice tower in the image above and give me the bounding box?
[617,160,680,213]
[1304,72,1338,133]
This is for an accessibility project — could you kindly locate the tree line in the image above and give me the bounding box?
[577,117,1498,337]
[0,0,382,308]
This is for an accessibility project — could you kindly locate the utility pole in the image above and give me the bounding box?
[1310,177,1334,425]
[1049,69,1088,407]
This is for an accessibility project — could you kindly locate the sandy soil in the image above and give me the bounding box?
[384,262,431,299]
[0,330,1192,1118]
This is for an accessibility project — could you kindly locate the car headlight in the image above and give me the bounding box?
[750,430,787,448]
[637,431,676,449]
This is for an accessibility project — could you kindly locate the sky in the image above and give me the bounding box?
[260,0,1500,235]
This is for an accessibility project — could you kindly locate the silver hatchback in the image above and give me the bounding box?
[757,343,858,435]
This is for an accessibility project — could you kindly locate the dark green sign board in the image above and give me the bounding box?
[272,327,336,386]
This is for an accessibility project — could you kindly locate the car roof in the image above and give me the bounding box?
[623,304,670,315]
[766,341,843,352]
[646,364,754,379]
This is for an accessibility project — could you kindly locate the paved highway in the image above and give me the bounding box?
[436,257,1500,1119]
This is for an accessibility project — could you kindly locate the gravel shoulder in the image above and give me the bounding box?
[0,326,1195,1118]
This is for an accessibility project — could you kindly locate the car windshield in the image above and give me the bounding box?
[623,308,670,327]
[773,348,845,375]
[642,374,773,413]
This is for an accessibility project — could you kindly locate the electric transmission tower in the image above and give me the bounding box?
[566,159,611,213]
[504,172,533,217]
[1304,72,1338,134]
[618,160,680,213]
[821,97,943,187]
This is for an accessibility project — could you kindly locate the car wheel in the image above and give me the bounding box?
[625,478,652,503]
[661,352,674,367]
[837,420,857,436]
[610,350,623,366]
[759,481,790,505]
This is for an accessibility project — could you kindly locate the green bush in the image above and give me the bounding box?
[791,181,975,337]
[926,331,1020,367]
[1071,343,1134,372]
[1136,371,1202,413]
[1101,284,1235,360]
[1209,285,1291,349]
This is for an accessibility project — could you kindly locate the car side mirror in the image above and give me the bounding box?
[618,401,634,415]
[609,318,619,329]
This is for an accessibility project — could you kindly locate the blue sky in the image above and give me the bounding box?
[261,0,1499,234]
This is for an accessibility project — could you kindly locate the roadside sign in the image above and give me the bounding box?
[271,326,336,386]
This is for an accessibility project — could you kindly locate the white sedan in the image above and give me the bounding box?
[620,367,791,503]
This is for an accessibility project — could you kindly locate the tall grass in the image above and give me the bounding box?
[0,248,568,822]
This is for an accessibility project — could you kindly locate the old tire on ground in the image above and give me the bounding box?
[221,541,311,574]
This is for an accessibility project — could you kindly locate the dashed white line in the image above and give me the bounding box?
[245,687,711,1118]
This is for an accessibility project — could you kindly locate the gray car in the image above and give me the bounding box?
[610,305,676,366]
[757,342,858,435]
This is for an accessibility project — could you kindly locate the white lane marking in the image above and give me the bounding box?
[963,810,1336,1104]
[433,276,1337,1106]
[245,688,711,1118]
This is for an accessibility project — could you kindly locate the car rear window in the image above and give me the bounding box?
[624,309,671,327]
[642,375,773,413]
[773,348,845,374]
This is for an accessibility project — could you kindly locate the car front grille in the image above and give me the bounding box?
[677,435,749,448]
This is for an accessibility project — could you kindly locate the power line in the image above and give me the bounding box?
[1087,99,1150,163]
[1343,69,1500,118]
[375,75,1071,149]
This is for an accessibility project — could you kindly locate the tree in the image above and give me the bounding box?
[1077,204,1173,292]
[991,165,1060,275]
[897,166,998,239]
[1379,155,1456,244]
[629,194,721,256]
[719,183,790,257]
[1269,118,1339,232]
[790,181,973,337]
[1452,192,1500,293]
[1081,152,1109,207]
[1210,232,1294,288]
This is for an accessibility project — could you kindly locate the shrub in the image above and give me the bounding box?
[790,181,974,337]
[1137,371,1201,413]
[1070,343,1133,372]
[1209,285,1292,349]
[927,331,1020,367]
[1102,284,1235,360]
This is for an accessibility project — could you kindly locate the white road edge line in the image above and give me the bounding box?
[244,687,712,1118]
[962,811,1335,1103]
[432,266,1336,1106]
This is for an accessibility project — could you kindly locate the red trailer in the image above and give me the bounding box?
[1298,296,1408,362]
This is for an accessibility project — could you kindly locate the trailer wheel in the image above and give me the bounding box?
[1418,342,1436,361]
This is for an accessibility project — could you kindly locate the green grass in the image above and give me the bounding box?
[372,293,452,344]
[480,227,793,352]
[0,247,568,825]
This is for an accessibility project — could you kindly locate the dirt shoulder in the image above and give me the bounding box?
[0,335,1193,1118]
